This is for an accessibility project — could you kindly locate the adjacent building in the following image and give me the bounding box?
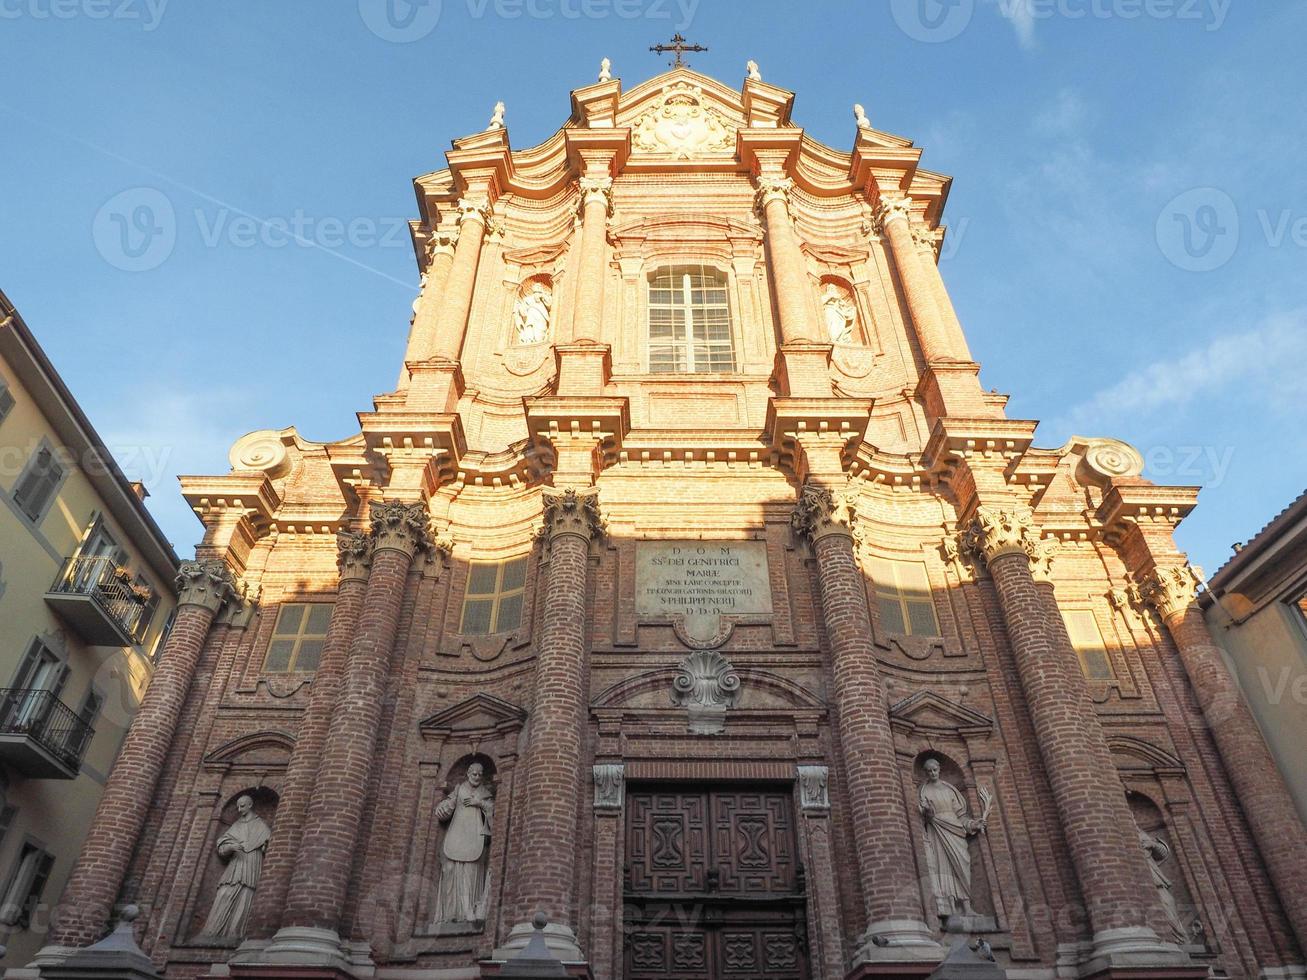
[0,290,178,965]
[1202,491,1307,825]
[20,64,1307,980]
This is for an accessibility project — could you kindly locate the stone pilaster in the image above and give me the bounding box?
[1140,563,1307,954]
[244,531,374,940]
[402,230,458,371]
[498,488,604,964]
[791,485,944,970]
[49,561,238,948]
[961,507,1187,972]
[569,175,613,347]
[755,175,815,347]
[262,502,431,973]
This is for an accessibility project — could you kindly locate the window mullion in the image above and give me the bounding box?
[682,272,696,373]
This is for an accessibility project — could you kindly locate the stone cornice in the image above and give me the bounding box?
[369,500,435,558]
[540,487,605,544]
[175,559,240,614]
[1096,482,1200,538]
[790,484,857,544]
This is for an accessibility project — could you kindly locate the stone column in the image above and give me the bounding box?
[244,531,374,939]
[569,176,612,345]
[402,232,458,369]
[874,197,954,363]
[498,488,603,962]
[1141,564,1307,953]
[791,486,942,967]
[49,560,238,948]
[430,197,491,363]
[911,225,973,362]
[961,507,1185,970]
[755,175,816,345]
[263,501,431,969]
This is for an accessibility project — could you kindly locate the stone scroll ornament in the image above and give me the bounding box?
[199,795,271,941]
[593,764,625,810]
[671,649,742,735]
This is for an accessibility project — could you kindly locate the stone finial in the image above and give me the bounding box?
[874,195,913,232]
[1139,563,1201,621]
[746,59,762,81]
[753,174,795,214]
[598,57,612,82]
[336,530,374,584]
[854,103,872,130]
[369,500,434,557]
[798,765,830,811]
[577,174,614,216]
[540,488,605,544]
[672,649,741,735]
[791,484,856,544]
[175,559,239,614]
[487,100,506,131]
[593,764,625,810]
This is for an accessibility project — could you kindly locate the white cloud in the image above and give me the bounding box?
[997,0,1038,49]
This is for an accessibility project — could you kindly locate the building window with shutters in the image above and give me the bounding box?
[0,843,55,929]
[460,556,528,635]
[11,443,66,524]
[647,265,736,373]
[263,603,333,672]
[0,373,15,426]
[1063,609,1116,680]
[869,557,940,637]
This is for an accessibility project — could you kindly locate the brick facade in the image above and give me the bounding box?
[31,65,1305,980]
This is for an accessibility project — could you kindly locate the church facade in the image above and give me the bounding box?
[24,64,1307,980]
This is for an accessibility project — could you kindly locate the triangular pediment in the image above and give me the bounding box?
[419,692,526,737]
[889,691,993,737]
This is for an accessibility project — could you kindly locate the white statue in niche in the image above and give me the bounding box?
[199,795,271,940]
[919,758,990,919]
[1138,828,1190,943]
[513,280,552,345]
[432,762,494,926]
[822,281,858,344]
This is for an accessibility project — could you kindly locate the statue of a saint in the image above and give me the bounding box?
[432,763,494,925]
[513,282,552,345]
[918,758,989,918]
[1138,829,1189,943]
[200,795,271,940]
[822,283,858,344]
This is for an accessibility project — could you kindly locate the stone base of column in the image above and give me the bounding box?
[404,358,464,412]
[228,928,375,979]
[848,919,946,976]
[490,921,585,964]
[1055,928,1200,980]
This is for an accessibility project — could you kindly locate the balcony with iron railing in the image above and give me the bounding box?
[45,555,152,647]
[0,688,93,779]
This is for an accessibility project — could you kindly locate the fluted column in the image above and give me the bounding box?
[875,197,954,363]
[791,485,942,967]
[267,501,431,965]
[402,232,458,368]
[569,176,612,345]
[1141,564,1307,953]
[500,488,603,962]
[755,175,817,345]
[50,560,238,947]
[245,531,373,939]
[961,507,1183,967]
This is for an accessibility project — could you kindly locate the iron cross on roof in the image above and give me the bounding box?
[650,33,708,68]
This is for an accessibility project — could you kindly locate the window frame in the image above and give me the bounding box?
[0,841,55,930]
[0,372,15,426]
[460,556,530,636]
[868,556,941,638]
[1063,607,1117,681]
[262,602,334,673]
[645,263,737,375]
[11,440,68,525]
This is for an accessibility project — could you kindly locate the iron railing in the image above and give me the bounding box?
[0,688,94,772]
[49,555,151,640]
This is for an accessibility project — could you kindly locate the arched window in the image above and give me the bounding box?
[647,265,735,373]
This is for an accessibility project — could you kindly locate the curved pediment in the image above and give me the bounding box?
[1109,735,1186,776]
[591,665,824,713]
[203,731,295,768]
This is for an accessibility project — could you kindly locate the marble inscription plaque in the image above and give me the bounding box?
[635,542,772,641]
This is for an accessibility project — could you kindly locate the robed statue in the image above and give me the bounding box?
[1139,828,1190,943]
[513,282,552,345]
[918,758,990,918]
[432,762,494,925]
[200,795,271,940]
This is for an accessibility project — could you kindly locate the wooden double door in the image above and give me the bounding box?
[624,786,809,980]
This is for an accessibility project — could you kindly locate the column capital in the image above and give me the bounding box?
[540,487,605,543]
[754,174,795,214]
[336,530,375,584]
[959,505,1056,580]
[873,194,914,231]
[427,229,459,261]
[577,175,614,215]
[1139,563,1201,621]
[369,499,434,557]
[791,484,856,544]
[175,559,239,614]
[455,195,493,228]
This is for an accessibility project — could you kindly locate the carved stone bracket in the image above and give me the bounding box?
[798,765,830,812]
[175,559,240,614]
[873,195,913,232]
[958,506,1056,580]
[1139,564,1201,621]
[336,530,374,585]
[791,484,856,544]
[369,500,435,558]
[577,175,614,216]
[540,488,605,545]
[754,175,795,215]
[671,649,742,736]
[593,764,625,810]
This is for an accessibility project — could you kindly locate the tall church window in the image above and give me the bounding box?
[263,603,333,672]
[460,557,528,635]
[647,265,735,373]
[869,557,939,636]
[1063,609,1115,680]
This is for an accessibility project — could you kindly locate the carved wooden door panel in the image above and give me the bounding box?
[625,786,808,980]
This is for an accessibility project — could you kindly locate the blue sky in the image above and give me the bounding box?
[1,0,1303,577]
